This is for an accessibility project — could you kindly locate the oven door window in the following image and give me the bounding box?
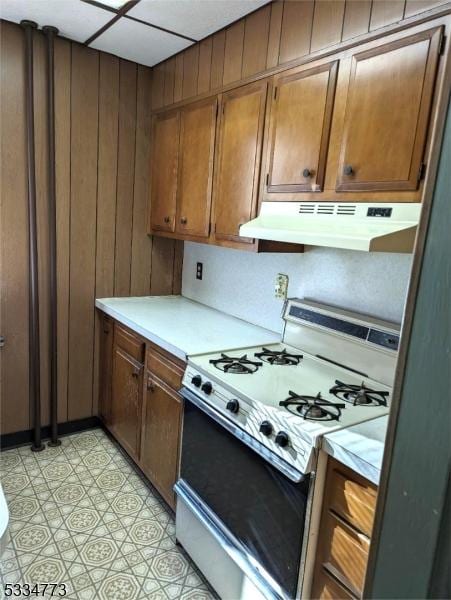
[180,399,310,599]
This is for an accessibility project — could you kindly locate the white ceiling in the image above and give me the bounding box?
[0,0,112,43]
[128,0,269,41]
[0,0,271,66]
[90,16,192,65]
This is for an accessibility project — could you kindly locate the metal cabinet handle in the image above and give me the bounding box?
[164,216,171,223]
[147,375,155,392]
[302,168,312,178]
[0,336,5,348]
[343,165,354,176]
[180,217,187,225]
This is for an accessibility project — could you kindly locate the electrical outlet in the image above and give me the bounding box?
[196,262,203,280]
[275,273,289,299]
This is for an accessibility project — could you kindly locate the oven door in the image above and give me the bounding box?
[176,388,311,600]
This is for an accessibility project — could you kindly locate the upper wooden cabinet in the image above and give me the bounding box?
[336,26,444,192]
[176,97,217,238]
[263,60,338,197]
[150,110,179,233]
[212,81,267,244]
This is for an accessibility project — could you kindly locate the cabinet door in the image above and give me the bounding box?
[99,315,113,425]
[150,110,180,232]
[110,346,143,461]
[176,97,217,238]
[212,81,267,244]
[265,61,338,195]
[141,373,182,509]
[336,26,443,192]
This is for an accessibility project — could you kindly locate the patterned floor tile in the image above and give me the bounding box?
[0,429,215,599]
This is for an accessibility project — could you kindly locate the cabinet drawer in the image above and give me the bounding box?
[329,466,377,537]
[146,347,184,391]
[114,324,144,362]
[312,567,357,600]
[322,511,369,597]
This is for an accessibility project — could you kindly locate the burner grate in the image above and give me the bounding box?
[209,353,262,374]
[279,391,345,421]
[254,347,303,366]
[329,380,389,407]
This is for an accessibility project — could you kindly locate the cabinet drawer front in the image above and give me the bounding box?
[114,324,144,362]
[146,348,184,390]
[322,512,369,597]
[313,567,356,600]
[329,467,377,537]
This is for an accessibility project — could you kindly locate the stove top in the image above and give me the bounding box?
[182,299,398,473]
[279,391,345,421]
[209,353,262,374]
[254,347,303,366]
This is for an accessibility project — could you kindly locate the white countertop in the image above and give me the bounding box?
[322,416,388,485]
[95,296,280,361]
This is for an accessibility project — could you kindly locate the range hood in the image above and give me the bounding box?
[240,202,422,252]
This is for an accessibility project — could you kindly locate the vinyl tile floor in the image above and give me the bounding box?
[0,428,215,600]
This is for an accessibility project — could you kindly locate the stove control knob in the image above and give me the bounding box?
[226,399,240,414]
[201,381,213,395]
[259,421,273,436]
[191,375,202,388]
[275,431,289,448]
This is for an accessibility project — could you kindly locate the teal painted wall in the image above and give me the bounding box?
[368,100,451,598]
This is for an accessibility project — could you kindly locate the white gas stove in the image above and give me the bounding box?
[182,299,400,474]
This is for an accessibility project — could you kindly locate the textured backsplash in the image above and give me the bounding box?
[182,242,413,333]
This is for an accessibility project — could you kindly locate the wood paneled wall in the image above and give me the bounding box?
[151,0,450,110]
[0,20,183,435]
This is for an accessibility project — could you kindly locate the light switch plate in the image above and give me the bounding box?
[275,273,289,299]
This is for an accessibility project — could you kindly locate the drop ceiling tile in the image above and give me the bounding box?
[127,0,270,41]
[0,0,113,43]
[89,17,192,66]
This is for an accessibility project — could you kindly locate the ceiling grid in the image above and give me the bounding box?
[0,0,270,66]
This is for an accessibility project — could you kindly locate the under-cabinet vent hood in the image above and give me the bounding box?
[240,202,422,252]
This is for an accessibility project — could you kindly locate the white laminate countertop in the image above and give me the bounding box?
[95,295,280,361]
[322,415,388,485]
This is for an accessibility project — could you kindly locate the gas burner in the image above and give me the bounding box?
[209,353,263,374]
[254,347,303,366]
[279,391,345,421]
[329,380,389,407]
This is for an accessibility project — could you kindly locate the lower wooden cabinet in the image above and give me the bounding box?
[99,315,113,425]
[312,458,377,599]
[98,315,185,511]
[109,335,144,462]
[140,373,182,510]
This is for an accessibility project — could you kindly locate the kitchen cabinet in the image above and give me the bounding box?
[212,80,267,245]
[109,324,144,462]
[336,26,443,192]
[99,314,113,426]
[149,110,180,233]
[140,346,184,509]
[98,317,185,510]
[312,458,377,599]
[141,373,182,509]
[176,97,217,238]
[262,60,338,198]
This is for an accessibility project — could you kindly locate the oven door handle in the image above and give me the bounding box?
[180,386,305,483]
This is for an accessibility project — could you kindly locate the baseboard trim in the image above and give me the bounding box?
[0,417,102,450]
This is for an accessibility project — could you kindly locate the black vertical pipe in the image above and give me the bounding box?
[43,25,61,448]
[21,20,44,452]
